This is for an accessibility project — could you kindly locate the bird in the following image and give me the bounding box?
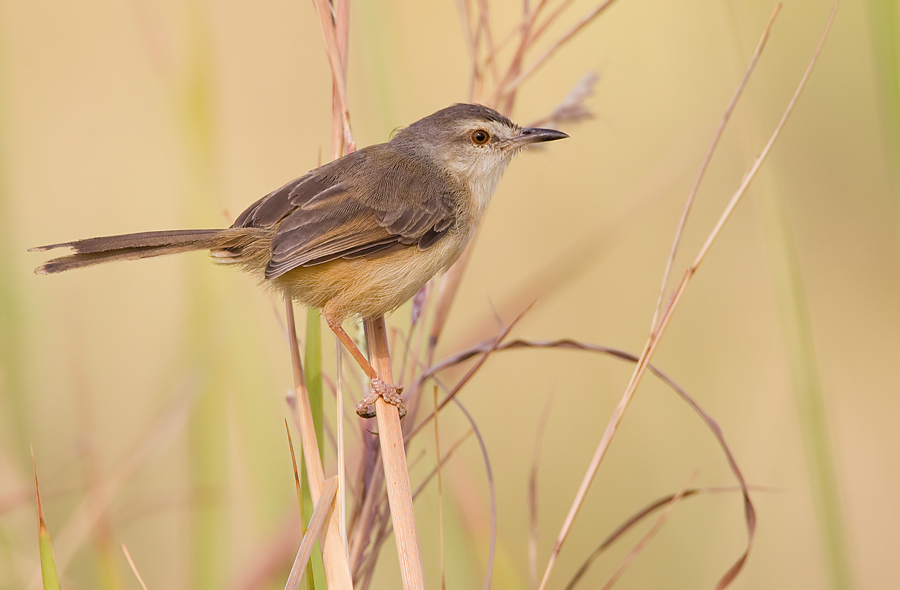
[31,103,569,416]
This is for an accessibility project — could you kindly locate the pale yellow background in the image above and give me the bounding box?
[1,0,898,589]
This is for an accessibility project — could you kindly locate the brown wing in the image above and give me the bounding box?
[231,146,457,280]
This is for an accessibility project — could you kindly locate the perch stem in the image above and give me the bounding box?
[364,316,425,590]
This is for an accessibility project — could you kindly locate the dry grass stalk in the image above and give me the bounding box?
[310,0,354,152]
[285,476,339,590]
[561,484,775,589]
[538,3,839,588]
[310,1,427,585]
[426,334,754,572]
[288,0,708,587]
[651,3,781,331]
[288,2,427,587]
[285,300,353,589]
[406,307,528,442]
[284,420,316,590]
[496,0,618,103]
[417,0,616,391]
[364,316,426,590]
[121,544,150,590]
[434,387,447,590]
[599,472,697,590]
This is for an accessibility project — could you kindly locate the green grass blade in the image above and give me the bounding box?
[304,307,324,587]
[33,455,62,590]
[305,308,324,458]
[0,23,30,463]
[39,525,62,590]
[764,195,853,590]
[181,3,229,588]
[868,0,900,212]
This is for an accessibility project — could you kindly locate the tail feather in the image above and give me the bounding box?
[32,228,261,274]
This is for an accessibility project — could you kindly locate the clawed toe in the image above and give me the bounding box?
[355,378,406,418]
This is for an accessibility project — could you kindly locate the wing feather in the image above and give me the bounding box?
[229,145,458,280]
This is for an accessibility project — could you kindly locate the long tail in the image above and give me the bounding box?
[31,228,261,274]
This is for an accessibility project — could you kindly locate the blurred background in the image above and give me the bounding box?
[1,0,898,588]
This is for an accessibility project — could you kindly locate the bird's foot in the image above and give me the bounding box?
[355,378,406,418]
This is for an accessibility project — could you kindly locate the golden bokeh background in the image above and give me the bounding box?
[2,0,898,588]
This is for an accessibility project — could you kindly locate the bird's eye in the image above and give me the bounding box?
[471,130,490,145]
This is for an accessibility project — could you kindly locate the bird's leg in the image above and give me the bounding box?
[324,314,405,418]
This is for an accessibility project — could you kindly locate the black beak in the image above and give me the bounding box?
[518,127,570,144]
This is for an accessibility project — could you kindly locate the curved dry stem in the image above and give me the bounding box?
[406,303,532,443]
[538,3,838,586]
[599,472,697,590]
[423,335,758,588]
[563,486,764,589]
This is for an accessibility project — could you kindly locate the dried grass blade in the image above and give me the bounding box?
[527,71,598,128]
[284,420,316,590]
[539,3,837,586]
[690,0,837,275]
[367,431,475,568]
[407,303,533,442]
[525,0,578,47]
[405,243,478,431]
[285,300,353,589]
[411,430,475,500]
[651,3,782,331]
[501,0,618,98]
[456,0,478,59]
[491,0,552,106]
[434,388,447,590]
[348,452,384,574]
[285,477,340,590]
[475,0,497,83]
[336,0,350,73]
[309,0,354,150]
[599,472,697,590]
[427,335,755,588]
[365,316,426,590]
[121,544,150,590]
[402,284,434,426]
[564,488,702,589]
[285,420,306,528]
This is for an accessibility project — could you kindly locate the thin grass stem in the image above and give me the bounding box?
[651,3,781,331]
[538,4,837,586]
